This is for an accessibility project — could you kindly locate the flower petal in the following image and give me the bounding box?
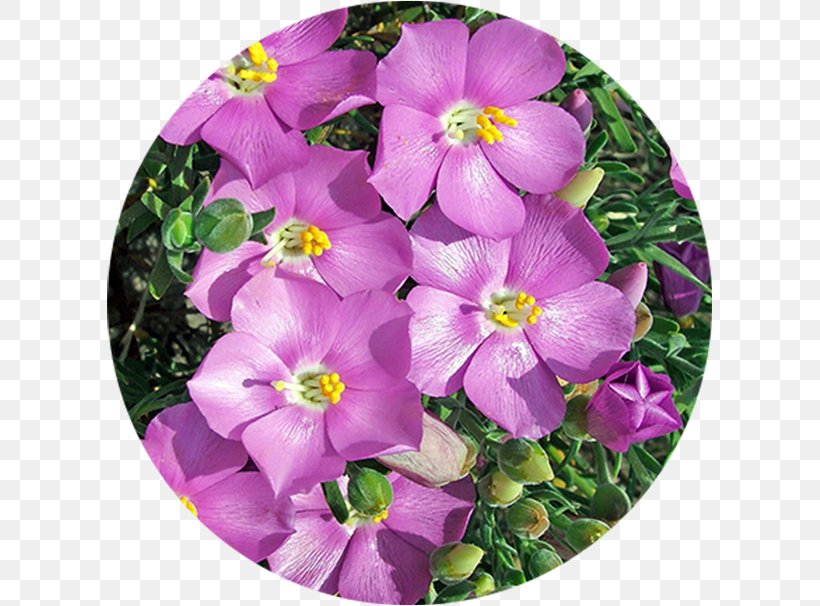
[376,20,468,115]
[231,272,340,370]
[410,203,510,301]
[159,73,232,145]
[142,402,247,497]
[204,159,290,215]
[338,524,431,605]
[437,142,524,240]
[315,214,412,299]
[267,508,353,594]
[669,152,693,200]
[505,194,609,299]
[464,19,565,107]
[463,332,566,438]
[260,9,348,66]
[201,94,309,189]
[527,282,635,384]
[585,387,633,452]
[384,475,475,553]
[267,50,376,130]
[369,105,449,220]
[325,382,423,460]
[185,243,266,322]
[187,332,290,440]
[606,262,648,308]
[321,290,413,390]
[406,286,492,397]
[196,472,295,562]
[482,100,585,194]
[242,405,346,496]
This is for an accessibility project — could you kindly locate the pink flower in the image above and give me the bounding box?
[407,196,635,438]
[369,19,585,240]
[160,9,376,188]
[560,89,593,131]
[586,361,683,452]
[187,273,423,495]
[669,152,693,200]
[186,146,411,322]
[267,474,475,604]
[142,402,295,561]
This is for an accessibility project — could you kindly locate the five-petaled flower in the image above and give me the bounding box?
[160,9,376,188]
[369,19,585,240]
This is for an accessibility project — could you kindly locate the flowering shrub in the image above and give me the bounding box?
[109,4,711,603]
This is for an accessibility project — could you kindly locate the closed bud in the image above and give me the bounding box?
[347,469,393,517]
[161,208,194,251]
[505,498,550,539]
[555,168,605,209]
[194,198,252,253]
[566,518,610,552]
[471,572,495,597]
[634,301,653,342]
[560,89,593,130]
[563,395,591,440]
[527,549,563,577]
[590,482,631,521]
[478,469,523,508]
[497,439,554,485]
[429,542,484,585]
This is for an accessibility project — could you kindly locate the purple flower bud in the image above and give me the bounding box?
[654,242,711,317]
[669,152,693,200]
[560,89,593,130]
[586,361,682,453]
[606,263,648,309]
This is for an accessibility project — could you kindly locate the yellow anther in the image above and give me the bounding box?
[318,372,346,405]
[266,58,279,71]
[493,312,519,328]
[477,128,496,145]
[147,177,158,189]
[483,106,503,116]
[476,114,491,129]
[372,510,389,523]
[180,496,198,517]
[237,69,261,81]
[259,72,277,83]
[330,372,340,382]
[302,243,313,255]
[248,42,268,66]
[274,380,286,391]
[297,225,331,257]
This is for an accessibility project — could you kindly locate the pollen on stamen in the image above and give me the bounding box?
[372,510,389,523]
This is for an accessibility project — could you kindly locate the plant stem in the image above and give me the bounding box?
[593,442,612,484]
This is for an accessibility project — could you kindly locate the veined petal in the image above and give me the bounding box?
[406,286,492,397]
[410,203,509,301]
[316,214,412,299]
[204,159,291,215]
[606,262,648,308]
[201,94,309,189]
[482,100,585,194]
[437,143,524,241]
[526,282,635,384]
[196,472,295,562]
[159,73,232,146]
[267,50,376,130]
[376,20,468,115]
[465,19,566,107]
[464,333,566,438]
[505,194,609,299]
[259,9,348,66]
[369,105,449,220]
[142,402,247,497]
[187,332,291,440]
[242,405,346,496]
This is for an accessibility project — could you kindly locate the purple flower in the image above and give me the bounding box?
[369,19,585,240]
[407,195,635,438]
[586,361,682,452]
[669,152,693,200]
[654,242,711,317]
[560,89,593,130]
[267,474,475,604]
[160,9,376,188]
[606,262,648,309]
[187,273,423,495]
[186,146,412,322]
[142,402,295,561]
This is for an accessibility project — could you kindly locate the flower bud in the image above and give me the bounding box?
[654,241,711,318]
[471,572,496,597]
[606,263,648,309]
[527,549,563,577]
[590,482,631,521]
[497,438,554,485]
[505,498,550,539]
[562,395,590,440]
[161,208,195,251]
[634,301,653,341]
[347,468,393,517]
[566,518,610,552]
[194,198,252,253]
[587,209,610,233]
[560,89,593,130]
[478,469,523,508]
[378,412,470,488]
[555,168,605,209]
[429,542,484,585]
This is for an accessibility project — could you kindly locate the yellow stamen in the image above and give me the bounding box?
[493,312,520,329]
[491,290,542,328]
[300,225,332,257]
[248,42,268,67]
[372,509,389,523]
[266,58,279,71]
[147,177,158,190]
[180,496,198,517]
[319,372,346,405]
[274,380,286,391]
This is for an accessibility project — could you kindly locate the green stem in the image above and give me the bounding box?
[457,408,487,443]
[592,442,612,484]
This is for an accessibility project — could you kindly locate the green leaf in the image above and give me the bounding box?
[148,250,174,300]
[321,481,349,524]
[584,130,608,163]
[573,61,603,80]
[117,201,149,234]
[141,191,171,219]
[588,88,637,153]
[166,250,192,284]
[639,244,711,293]
[126,208,157,242]
[596,161,631,173]
[674,222,703,241]
[667,332,688,357]
[250,208,276,236]
[180,176,211,215]
[128,378,190,422]
[434,581,475,603]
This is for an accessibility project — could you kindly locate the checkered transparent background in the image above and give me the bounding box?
[0,0,815,604]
